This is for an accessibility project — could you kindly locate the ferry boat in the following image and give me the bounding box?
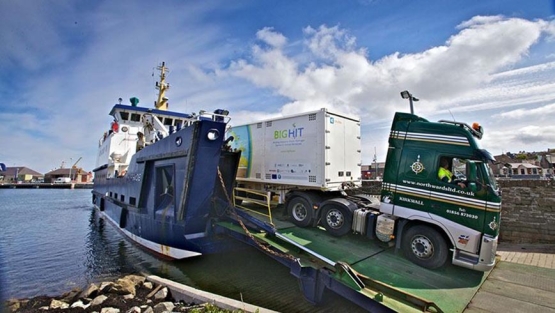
[92,63,241,259]
[91,63,498,313]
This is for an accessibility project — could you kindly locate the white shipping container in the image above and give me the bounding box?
[228,108,361,191]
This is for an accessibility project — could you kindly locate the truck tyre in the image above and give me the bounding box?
[402,225,448,269]
[288,196,313,227]
[321,204,352,237]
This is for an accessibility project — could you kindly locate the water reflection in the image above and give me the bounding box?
[1,187,366,312]
[84,209,196,287]
[86,208,366,312]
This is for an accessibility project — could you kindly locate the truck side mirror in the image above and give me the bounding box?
[467,161,478,193]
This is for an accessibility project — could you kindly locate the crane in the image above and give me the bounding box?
[69,157,82,181]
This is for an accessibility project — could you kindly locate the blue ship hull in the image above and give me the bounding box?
[92,117,241,259]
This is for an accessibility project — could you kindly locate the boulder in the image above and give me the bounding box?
[123,293,135,300]
[71,299,90,309]
[126,306,141,313]
[90,294,109,307]
[143,281,153,290]
[81,283,99,299]
[101,307,120,313]
[143,306,154,313]
[6,299,21,312]
[49,299,69,309]
[61,287,82,303]
[115,277,137,295]
[99,281,115,292]
[153,287,168,300]
[122,274,146,286]
[153,302,175,313]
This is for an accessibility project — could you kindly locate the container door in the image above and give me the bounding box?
[324,113,361,189]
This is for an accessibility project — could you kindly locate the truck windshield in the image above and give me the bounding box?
[484,162,498,191]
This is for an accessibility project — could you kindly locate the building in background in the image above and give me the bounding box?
[44,167,92,183]
[361,162,385,180]
[0,167,43,183]
[494,149,554,180]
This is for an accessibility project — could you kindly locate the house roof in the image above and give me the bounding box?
[494,155,514,163]
[506,163,540,169]
[0,166,43,177]
[45,167,88,175]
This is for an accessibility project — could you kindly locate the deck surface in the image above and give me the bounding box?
[228,206,555,313]
[277,225,487,313]
[465,246,555,313]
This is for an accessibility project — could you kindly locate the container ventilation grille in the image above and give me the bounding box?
[309,114,316,121]
[309,176,316,182]
[266,121,272,127]
[266,174,272,179]
[257,123,262,129]
[256,173,262,179]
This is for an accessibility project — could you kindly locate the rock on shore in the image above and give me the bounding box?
[5,274,230,313]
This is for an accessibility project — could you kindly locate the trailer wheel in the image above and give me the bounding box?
[321,204,352,237]
[288,197,313,227]
[402,225,448,269]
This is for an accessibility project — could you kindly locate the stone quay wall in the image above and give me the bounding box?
[362,179,555,244]
[498,179,555,244]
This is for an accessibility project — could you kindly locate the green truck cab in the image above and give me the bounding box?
[380,112,500,271]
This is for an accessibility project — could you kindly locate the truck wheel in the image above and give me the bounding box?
[288,197,313,227]
[402,225,448,269]
[321,204,352,237]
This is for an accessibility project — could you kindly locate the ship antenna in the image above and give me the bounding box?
[154,62,170,110]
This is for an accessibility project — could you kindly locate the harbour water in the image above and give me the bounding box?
[0,189,365,312]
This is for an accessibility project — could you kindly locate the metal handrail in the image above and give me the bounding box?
[233,187,273,226]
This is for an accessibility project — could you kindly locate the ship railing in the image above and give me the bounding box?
[197,110,231,124]
[233,187,273,226]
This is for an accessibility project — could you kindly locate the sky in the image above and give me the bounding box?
[1,0,555,174]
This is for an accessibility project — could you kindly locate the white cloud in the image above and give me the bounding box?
[456,15,505,29]
[493,103,555,119]
[257,27,288,48]
[222,16,555,162]
[226,17,554,121]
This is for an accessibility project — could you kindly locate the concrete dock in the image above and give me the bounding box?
[465,243,555,313]
[0,182,93,189]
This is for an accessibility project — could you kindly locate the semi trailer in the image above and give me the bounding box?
[228,108,501,271]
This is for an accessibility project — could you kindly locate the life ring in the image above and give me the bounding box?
[111,121,119,133]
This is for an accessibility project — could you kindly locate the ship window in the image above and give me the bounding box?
[164,118,173,126]
[155,165,175,216]
[129,197,136,206]
[120,195,125,202]
[120,112,129,121]
[131,113,141,122]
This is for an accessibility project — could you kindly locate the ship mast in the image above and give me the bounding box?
[154,62,170,110]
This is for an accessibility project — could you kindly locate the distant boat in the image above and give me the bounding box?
[92,62,240,259]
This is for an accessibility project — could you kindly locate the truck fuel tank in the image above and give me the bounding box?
[376,214,396,242]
